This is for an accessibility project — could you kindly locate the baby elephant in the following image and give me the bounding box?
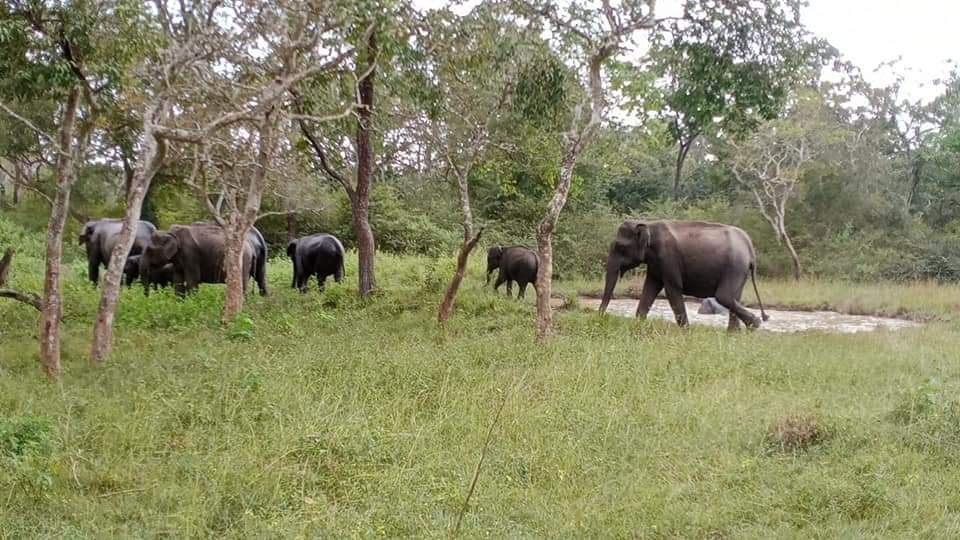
[486,245,539,299]
[124,254,173,289]
[287,233,345,292]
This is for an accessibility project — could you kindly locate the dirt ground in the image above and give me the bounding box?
[579,297,922,334]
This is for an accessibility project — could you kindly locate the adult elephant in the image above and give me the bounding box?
[139,222,256,296]
[123,254,173,289]
[599,220,769,329]
[78,218,157,285]
[287,233,345,292]
[485,245,539,299]
[189,221,268,296]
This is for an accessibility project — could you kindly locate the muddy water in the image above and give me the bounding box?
[579,297,922,334]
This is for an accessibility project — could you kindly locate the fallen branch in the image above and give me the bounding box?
[0,248,42,311]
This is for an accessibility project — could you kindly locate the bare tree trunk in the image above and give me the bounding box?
[222,111,275,322]
[535,146,579,341]
[286,211,298,242]
[12,161,23,206]
[354,30,377,298]
[39,88,80,382]
[91,104,167,364]
[781,225,802,280]
[222,224,247,322]
[673,138,693,200]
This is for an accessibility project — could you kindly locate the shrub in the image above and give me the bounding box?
[766,413,829,454]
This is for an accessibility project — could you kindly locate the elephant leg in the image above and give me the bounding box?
[493,273,506,294]
[316,272,326,291]
[506,280,514,299]
[664,285,688,327]
[716,275,760,329]
[635,276,663,319]
[88,256,100,285]
[518,282,528,299]
[727,311,742,332]
[334,264,344,283]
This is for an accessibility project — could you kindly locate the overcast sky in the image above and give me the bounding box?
[413,0,958,103]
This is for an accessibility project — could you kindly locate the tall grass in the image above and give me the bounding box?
[2,219,960,537]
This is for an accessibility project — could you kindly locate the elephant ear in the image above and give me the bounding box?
[635,222,651,262]
[156,232,180,263]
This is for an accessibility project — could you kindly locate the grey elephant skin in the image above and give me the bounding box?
[287,233,345,292]
[599,220,769,329]
[486,245,539,299]
[139,223,262,296]
[123,254,173,289]
[697,297,729,315]
[183,221,268,295]
[78,219,157,285]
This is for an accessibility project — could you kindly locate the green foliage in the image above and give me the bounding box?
[0,416,55,499]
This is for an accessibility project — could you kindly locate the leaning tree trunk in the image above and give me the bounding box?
[535,146,579,342]
[437,229,483,326]
[438,171,482,326]
[39,88,80,382]
[91,104,167,364]
[354,30,378,298]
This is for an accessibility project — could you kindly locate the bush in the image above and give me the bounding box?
[766,412,830,454]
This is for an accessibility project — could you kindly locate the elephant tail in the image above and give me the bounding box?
[750,263,770,321]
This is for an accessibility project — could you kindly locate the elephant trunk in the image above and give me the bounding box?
[599,256,620,314]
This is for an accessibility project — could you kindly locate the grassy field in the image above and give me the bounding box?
[2,218,960,537]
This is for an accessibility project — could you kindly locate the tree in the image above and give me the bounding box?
[295,5,417,299]
[425,5,523,325]
[0,0,150,380]
[727,90,840,280]
[515,0,660,340]
[90,0,360,362]
[616,0,827,200]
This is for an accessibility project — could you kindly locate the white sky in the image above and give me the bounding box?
[414,0,958,103]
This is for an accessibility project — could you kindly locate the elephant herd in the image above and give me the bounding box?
[80,218,770,329]
[79,219,344,296]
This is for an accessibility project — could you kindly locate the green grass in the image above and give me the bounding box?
[2,220,960,537]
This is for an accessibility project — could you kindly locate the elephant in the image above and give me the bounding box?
[78,218,157,285]
[139,222,257,296]
[286,233,345,292]
[485,245,539,299]
[599,220,770,330]
[697,297,729,315]
[123,254,174,289]
[188,221,268,296]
